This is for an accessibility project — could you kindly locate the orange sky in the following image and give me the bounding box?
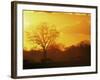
[23,10,91,51]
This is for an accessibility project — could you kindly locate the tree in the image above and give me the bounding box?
[26,23,59,62]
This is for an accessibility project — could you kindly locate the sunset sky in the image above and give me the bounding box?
[23,10,91,51]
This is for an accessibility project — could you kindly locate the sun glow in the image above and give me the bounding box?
[23,10,90,51]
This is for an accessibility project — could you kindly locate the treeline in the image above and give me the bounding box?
[23,41,91,69]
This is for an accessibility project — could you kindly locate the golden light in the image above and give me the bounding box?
[23,10,90,50]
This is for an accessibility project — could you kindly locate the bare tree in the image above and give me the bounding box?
[26,23,59,61]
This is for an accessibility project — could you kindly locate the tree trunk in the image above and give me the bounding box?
[43,47,47,60]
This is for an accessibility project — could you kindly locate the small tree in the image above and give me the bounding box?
[26,23,59,62]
